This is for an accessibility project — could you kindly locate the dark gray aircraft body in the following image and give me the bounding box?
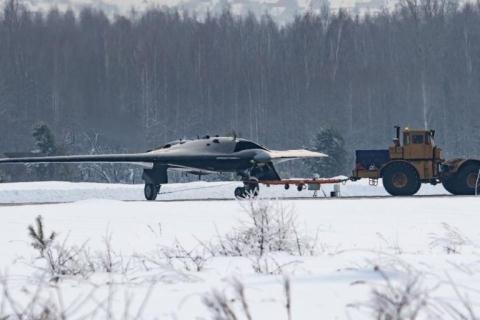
[0,136,326,200]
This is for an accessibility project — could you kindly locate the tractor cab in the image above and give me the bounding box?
[403,129,434,146]
[390,126,441,162]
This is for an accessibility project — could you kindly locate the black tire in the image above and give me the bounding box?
[454,164,480,195]
[235,183,259,199]
[248,186,259,197]
[382,162,421,196]
[144,183,160,201]
[235,186,247,199]
[245,178,259,197]
[441,174,460,195]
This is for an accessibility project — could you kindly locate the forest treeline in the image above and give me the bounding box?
[1,0,480,182]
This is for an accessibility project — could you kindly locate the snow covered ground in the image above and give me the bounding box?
[0,178,448,203]
[0,181,478,319]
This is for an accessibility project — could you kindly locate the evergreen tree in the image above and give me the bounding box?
[32,123,57,155]
[28,215,56,258]
[31,123,57,180]
[307,128,347,177]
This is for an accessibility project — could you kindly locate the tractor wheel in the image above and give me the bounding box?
[382,162,421,196]
[441,175,461,195]
[454,164,480,195]
[144,183,160,201]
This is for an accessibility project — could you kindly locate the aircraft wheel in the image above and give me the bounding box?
[235,184,259,199]
[244,178,259,197]
[248,185,259,197]
[382,162,421,196]
[235,187,247,199]
[144,183,160,201]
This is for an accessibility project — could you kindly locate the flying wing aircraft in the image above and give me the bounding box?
[0,136,326,200]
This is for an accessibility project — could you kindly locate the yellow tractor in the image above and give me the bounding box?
[352,126,480,196]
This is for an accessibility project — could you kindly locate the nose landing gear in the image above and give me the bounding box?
[234,177,260,199]
[144,183,161,201]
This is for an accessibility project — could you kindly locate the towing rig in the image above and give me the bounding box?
[350,126,480,196]
[256,126,480,197]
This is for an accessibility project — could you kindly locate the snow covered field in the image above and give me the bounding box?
[0,181,479,319]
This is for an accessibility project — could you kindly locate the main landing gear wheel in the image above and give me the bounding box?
[144,183,160,201]
[382,162,421,196]
[234,187,247,199]
[234,178,260,199]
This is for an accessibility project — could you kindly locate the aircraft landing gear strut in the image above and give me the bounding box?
[144,183,161,201]
[142,165,167,201]
[234,177,260,199]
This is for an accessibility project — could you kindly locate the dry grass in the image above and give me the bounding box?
[202,277,292,320]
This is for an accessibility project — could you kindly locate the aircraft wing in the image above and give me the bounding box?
[0,153,158,168]
[167,164,217,175]
[268,149,327,162]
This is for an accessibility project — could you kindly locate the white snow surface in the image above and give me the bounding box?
[0,179,447,203]
[0,181,479,319]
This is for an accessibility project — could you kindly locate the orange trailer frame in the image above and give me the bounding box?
[259,177,350,191]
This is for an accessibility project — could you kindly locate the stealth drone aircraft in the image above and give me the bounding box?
[0,136,326,200]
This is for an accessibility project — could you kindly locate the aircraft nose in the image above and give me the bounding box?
[253,150,272,162]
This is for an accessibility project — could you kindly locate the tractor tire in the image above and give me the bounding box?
[454,164,480,195]
[441,175,461,195]
[382,162,421,196]
[144,183,160,201]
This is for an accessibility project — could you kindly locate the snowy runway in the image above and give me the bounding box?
[0,181,478,319]
[0,179,448,203]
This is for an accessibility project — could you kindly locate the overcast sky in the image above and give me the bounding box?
[20,0,373,22]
